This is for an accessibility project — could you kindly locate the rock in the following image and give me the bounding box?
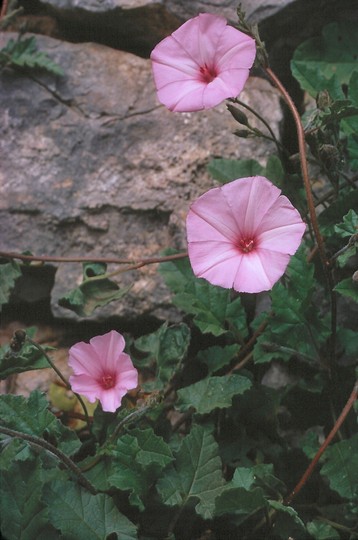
[14,0,357,60]
[0,33,283,321]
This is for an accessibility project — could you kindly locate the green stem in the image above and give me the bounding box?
[0,426,98,495]
[231,97,286,156]
[26,336,91,433]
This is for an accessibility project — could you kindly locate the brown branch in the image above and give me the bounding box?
[284,380,358,506]
[264,66,337,366]
[0,0,8,21]
[0,250,188,266]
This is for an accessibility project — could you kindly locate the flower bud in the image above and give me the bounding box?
[227,104,249,126]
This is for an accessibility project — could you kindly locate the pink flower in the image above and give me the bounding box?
[150,13,256,112]
[186,176,306,293]
[68,330,138,413]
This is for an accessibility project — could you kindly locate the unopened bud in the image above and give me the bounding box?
[10,329,26,352]
[227,104,249,126]
[234,129,252,139]
[316,90,332,110]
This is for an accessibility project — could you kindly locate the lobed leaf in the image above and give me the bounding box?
[0,259,21,310]
[59,262,131,316]
[291,21,358,96]
[0,391,80,455]
[156,425,226,519]
[176,375,252,414]
[43,479,137,539]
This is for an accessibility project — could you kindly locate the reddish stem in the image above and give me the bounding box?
[264,67,327,269]
[264,66,337,365]
[284,380,358,505]
[0,0,8,21]
[0,250,188,266]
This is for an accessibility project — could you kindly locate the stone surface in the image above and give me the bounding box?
[0,32,283,321]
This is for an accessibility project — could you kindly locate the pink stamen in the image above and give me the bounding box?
[238,238,255,253]
[199,63,218,83]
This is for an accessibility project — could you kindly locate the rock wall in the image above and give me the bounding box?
[1,0,356,322]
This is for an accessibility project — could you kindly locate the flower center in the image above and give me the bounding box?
[101,374,116,390]
[238,238,255,253]
[199,63,218,83]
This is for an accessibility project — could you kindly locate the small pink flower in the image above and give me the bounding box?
[186,176,306,293]
[150,13,256,112]
[68,330,138,413]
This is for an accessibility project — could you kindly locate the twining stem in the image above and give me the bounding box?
[264,67,327,269]
[264,66,337,365]
[27,336,91,432]
[0,426,98,495]
[0,250,188,266]
[284,380,358,506]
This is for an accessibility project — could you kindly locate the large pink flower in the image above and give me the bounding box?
[186,176,306,293]
[68,330,138,413]
[150,13,256,112]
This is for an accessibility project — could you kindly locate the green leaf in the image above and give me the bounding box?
[307,519,340,540]
[43,479,137,540]
[291,22,358,96]
[215,486,267,517]
[134,323,190,389]
[334,209,358,238]
[160,255,248,337]
[265,155,285,186]
[319,190,358,236]
[334,277,358,302]
[176,375,252,414]
[106,428,173,510]
[0,327,51,378]
[197,344,240,374]
[0,455,59,540]
[0,259,21,310]
[269,500,306,539]
[156,425,226,519]
[58,262,131,316]
[207,158,264,184]
[0,36,64,76]
[320,434,358,499]
[0,391,80,455]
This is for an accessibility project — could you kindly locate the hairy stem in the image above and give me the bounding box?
[0,426,98,494]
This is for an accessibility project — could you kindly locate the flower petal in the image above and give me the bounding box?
[188,240,243,289]
[68,342,102,378]
[257,197,306,253]
[69,373,101,403]
[216,26,256,70]
[232,249,291,293]
[187,185,242,242]
[221,177,282,236]
[89,330,125,371]
[99,387,127,413]
[151,13,256,112]
[187,176,305,293]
